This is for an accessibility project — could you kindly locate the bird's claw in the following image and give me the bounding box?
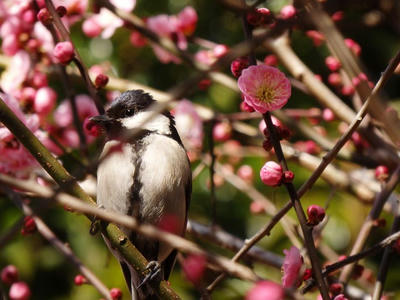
[89,205,105,235]
[137,261,161,289]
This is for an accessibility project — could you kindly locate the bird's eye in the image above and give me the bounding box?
[125,109,135,116]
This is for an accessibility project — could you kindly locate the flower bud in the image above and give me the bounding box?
[231,57,250,78]
[56,6,67,17]
[322,108,335,122]
[328,72,342,87]
[329,282,343,296]
[282,170,294,183]
[213,122,232,142]
[53,41,74,64]
[306,205,325,226]
[74,274,87,286]
[34,87,57,115]
[280,5,297,20]
[182,254,206,284]
[325,56,341,72]
[250,201,265,215]
[237,165,254,182]
[37,8,52,25]
[21,216,36,235]
[94,74,109,89]
[110,288,122,300]
[260,161,282,186]
[9,281,31,300]
[1,265,19,285]
[375,165,389,181]
[263,54,278,66]
[240,101,255,112]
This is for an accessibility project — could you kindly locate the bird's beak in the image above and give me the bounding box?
[89,115,113,127]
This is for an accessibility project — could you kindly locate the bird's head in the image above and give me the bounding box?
[90,90,174,140]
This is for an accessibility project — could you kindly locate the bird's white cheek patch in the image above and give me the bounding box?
[120,111,171,135]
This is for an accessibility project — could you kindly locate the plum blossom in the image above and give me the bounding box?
[147,7,198,64]
[246,281,284,300]
[238,65,291,113]
[0,93,41,175]
[174,100,203,151]
[282,246,303,288]
[52,0,88,26]
[0,51,31,97]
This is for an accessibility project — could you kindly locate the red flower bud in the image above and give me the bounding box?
[37,8,52,26]
[74,275,87,286]
[110,288,122,300]
[375,165,389,181]
[231,57,250,78]
[53,41,75,64]
[306,205,325,226]
[282,170,294,183]
[94,74,109,89]
[9,281,31,300]
[260,161,282,186]
[1,265,19,285]
[21,216,36,235]
[182,254,207,284]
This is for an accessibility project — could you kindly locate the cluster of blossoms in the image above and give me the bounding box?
[1,265,31,300]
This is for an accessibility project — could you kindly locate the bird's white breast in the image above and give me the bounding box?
[96,141,136,214]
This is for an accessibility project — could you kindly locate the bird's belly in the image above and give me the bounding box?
[96,141,135,215]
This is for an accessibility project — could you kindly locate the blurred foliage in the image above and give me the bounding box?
[2,0,400,299]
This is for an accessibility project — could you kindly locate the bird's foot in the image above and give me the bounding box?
[89,205,105,235]
[137,261,161,289]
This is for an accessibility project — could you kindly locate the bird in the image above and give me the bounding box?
[90,90,192,299]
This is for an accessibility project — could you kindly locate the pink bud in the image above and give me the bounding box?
[84,117,101,137]
[53,41,75,64]
[280,5,297,20]
[282,246,303,288]
[250,201,265,215]
[74,274,87,286]
[375,165,389,181]
[260,161,282,186]
[328,72,342,87]
[306,30,325,46]
[94,74,109,88]
[129,31,147,47]
[307,204,325,225]
[213,44,228,58]
[1,265,19,285]
[322,108,335,122]
[303,268,312,281]
[358,72,368,81]
[82,18,102,38]
[197,79,212,90]
[325,56,341,71]
[213,122,232,142]
[182,254,207,284]
[9,281,31,300]
[246,280,284,300]
[331,11,344,22]
[21,216,36,235]
[341,85,355,96]
[240,101,255,112]
[246,8,271,26]
[263,54,278,66]
[237,165,254,182]
[37,8,52,25]
[31,72,48,88]
[351,77,361,87]
[230,57,250,78]
[262,138,273,152]
[344,38,361,56]
[282,170,294,183]
[22,10,36,24]
[56,6,67,18]
[110,288,122,300]
[329,282,343,295]
[2,35,20,56]
[34,87,57,115]
[177,6,198,36]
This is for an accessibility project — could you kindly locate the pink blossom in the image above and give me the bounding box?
[322,108,335,122]
[238,65,291,113]
[213,44,229,58]
[174,99,203,150]
[53,41,75,64]
[110,0,136,12]
[182,254,207,284]
[246,281,284,300]
[52,0,88,26]
[0,51,30,97]
[9,281,31,300]
[32,22,54,54]
[260,161,283,186]
[282,246,303,288]
[177,6,198,36]
[194,50,215,66]
[82,18,102,38]
[54,94,98,127]
[250,201,265,215]
[2,35,20,56]
[34,87,57,115]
